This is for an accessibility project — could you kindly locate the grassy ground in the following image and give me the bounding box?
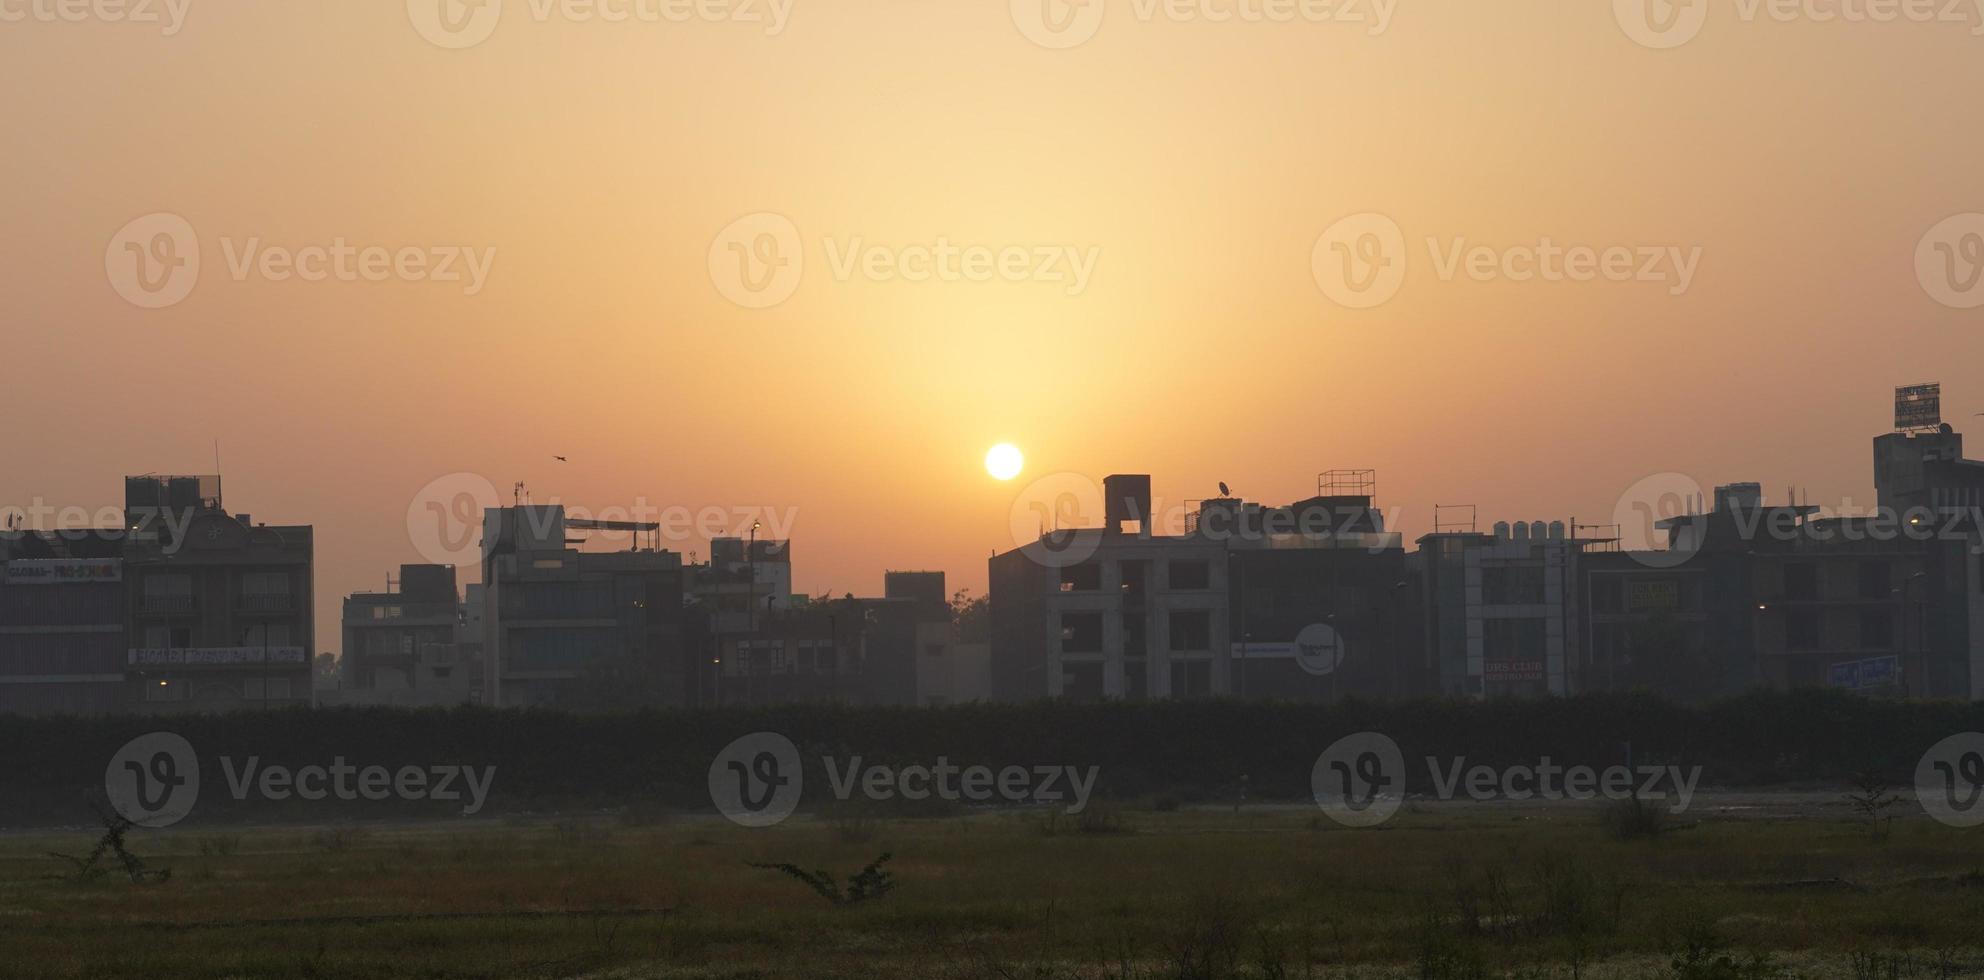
[1,798,1982,979]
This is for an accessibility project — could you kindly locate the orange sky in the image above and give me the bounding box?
[3,2,1981,655]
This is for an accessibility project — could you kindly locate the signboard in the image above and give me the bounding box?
[1896,383,1942,430]
[1626,580,1679,612]
[1231,623,1348,676]
[1293,623,1345,676]
[1828,656,1901,690]
[1484,659,1545,683]
[129,647,308,667]
[5,559,122,585]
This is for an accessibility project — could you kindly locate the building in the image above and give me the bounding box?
[990,472,1414,702]
[0,530,129,715]
[336,564,477,706]
[1417,521,1592,699]
[122,475,315,713]
[479,504,690,708]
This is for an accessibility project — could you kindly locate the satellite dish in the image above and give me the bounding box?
[1219,482,1231,497]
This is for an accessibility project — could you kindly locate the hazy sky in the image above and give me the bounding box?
[4,1,1982,654]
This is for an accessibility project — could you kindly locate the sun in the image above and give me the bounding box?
[984,443,1024,481]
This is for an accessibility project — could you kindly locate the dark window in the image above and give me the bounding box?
[1168,560,1211,591]
[1590,576,1623,614]
[1123,613,1147,657]
[1120,560,1147,596]
[1785,611,1820,651]
[1169,610,1212,651]
[1169,659,1212,698]
[1857,561,1891,601]
[1060,613,1103,653]
[1060,563,1102,592]
[1858,611,1894,650]
[1483,565,1545,605]
[1783,562,1818,601]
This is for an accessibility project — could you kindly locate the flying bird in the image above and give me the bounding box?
[554,456,568,462]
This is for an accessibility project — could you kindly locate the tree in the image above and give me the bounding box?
[951,589,989,643]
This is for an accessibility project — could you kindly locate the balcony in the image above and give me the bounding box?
[137,595,196,615]
[238,593,295,614]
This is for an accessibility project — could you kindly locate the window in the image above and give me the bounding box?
[243,677,292,700]
[1786,611,1820,651]
[1168,561,1210,591]
[1121,561,1147,595]
[1859,611,1894,650]
[1169,660,1212,698]
[1590,576,1623,614]
[1059,563,1102,592]
[1483,565,1545,605]
[242,572,290,595]
[1783,562,1818,601]
[1857,561,1891,601]
[1169,610,1212,651]
[1061,613,1103,653]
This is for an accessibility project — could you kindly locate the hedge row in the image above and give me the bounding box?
[2,689,1977,826]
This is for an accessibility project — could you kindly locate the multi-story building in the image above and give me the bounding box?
[0,531,128,715]
[121,475,315,713]
[337,564,476,705]
[991,472,1413,702]
[1417,521,1590,699]
[480,505,689,708]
